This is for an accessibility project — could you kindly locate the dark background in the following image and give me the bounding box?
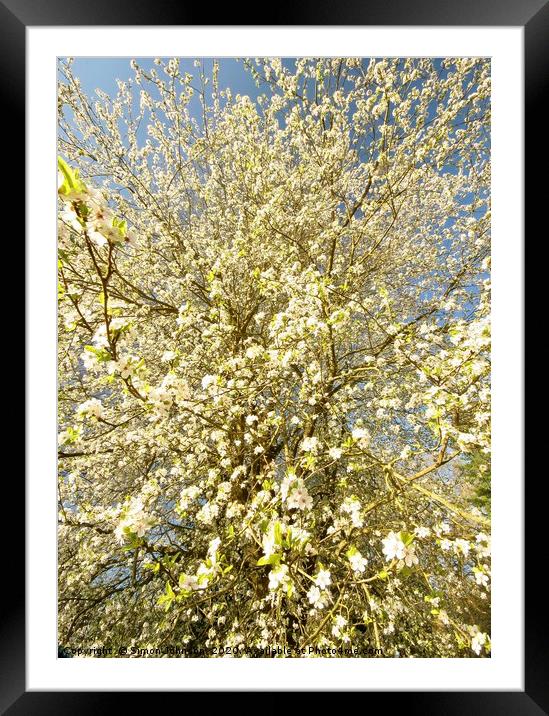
[4,0,545,712]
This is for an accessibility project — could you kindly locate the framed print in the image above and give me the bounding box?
[8,0,544,711]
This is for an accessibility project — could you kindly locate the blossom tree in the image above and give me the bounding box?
[57,57,491,657]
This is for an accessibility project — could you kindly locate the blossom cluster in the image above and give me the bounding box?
[58,56,491,658]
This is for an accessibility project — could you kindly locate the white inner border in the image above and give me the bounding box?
[27,26,524,691]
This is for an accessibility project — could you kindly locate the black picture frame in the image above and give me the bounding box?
[9,1,543,712]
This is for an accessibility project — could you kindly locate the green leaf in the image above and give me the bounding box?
[84,345,111,363]
[64,426,81,444]
[274,521,282,546]
[399,531,414,546]
[58,156,77,191]
[58,156,86,197]
[157,581,176,610]
[259,518,269,533]
[286,581,294,598]
[256,554,281,566]
[112,216,127,238]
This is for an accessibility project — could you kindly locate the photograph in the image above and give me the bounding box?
[56,56,492,659]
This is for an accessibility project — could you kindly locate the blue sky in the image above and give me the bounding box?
[62,57,289,148]
[69,57,265,105]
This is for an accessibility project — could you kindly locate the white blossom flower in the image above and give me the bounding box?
[287,485,313,511]
[328,447,343,460]
[438,610,450,625]
[475,533,491,558]
[81,350,99,372]
[382,531,406,561]
[208,537,221,557]
[314,569,331,589]
[77,398,104,420]
[268,564,290,592]
[474,569,490,588]
[307,585,323,608]
[470,626,488,655]
[340,497,363,528]
[454,539,471,558]
[149,385,173,416]
[196,502,219,525]
[262,532,277,559]
[351,427,371,443]
[348,551,368,573]
[332,614,348,638]
[201,374,217,390]
[114,355,136,379]
[61,208,83,233]
[115,495,154,542]
[300,436,320,453]
[398,544,419,569]
[245,344,262,359]
[88,229,109,247]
